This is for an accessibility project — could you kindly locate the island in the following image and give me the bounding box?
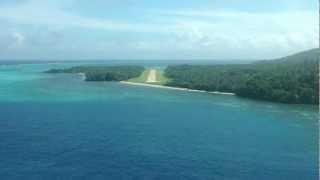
[46,66,145,81]
[165,49,319,105]
[46,48,319,105]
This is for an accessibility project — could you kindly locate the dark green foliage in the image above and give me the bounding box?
[46,66,145,81]
[165,49,319,104]
[165,64,253,92]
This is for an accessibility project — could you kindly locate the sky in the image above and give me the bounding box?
[0,0,318,60]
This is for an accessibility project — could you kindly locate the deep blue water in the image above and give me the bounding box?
[0,62,318,179]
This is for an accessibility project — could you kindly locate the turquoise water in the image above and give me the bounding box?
[0,62,318,179]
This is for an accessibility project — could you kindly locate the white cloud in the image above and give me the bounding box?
[0,0,317,59]
[157,9,318,58]
[10,32,25,48]
[0,0,174,33]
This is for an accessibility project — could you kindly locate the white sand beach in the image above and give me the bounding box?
[77,73,86,80]
[120,81,235,96]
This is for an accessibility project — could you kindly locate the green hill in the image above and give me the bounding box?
[165,49,319,104]
[279,48,319,63]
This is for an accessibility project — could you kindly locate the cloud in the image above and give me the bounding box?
[0,0,317,59]
[0,0,174,33]
[12,32,25,46]
[154,9,318,58]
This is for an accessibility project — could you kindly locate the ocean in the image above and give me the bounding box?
[0,61,318,179]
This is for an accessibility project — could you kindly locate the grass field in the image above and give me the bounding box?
[154,69,171,85]
[127,68,170,85]
[127,69,150,83]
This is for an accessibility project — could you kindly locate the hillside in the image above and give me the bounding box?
[279,48,319,63]
[165,49,319,104]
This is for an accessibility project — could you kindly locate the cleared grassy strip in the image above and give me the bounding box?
[127,68,171,85]
[154,70,171,85]
[127,69,150,83]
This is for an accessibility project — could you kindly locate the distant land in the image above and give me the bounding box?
[46,48,319,105]
[165,49,319,104]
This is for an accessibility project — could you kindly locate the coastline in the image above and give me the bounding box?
[120,81,235,96]
[77,73,86,80]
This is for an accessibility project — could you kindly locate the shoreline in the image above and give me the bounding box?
[120,81,235,96]
[77,73,86,80]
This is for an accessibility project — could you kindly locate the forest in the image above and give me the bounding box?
[164,49,319,104]
[46,49,319,104]
[46,66,145,81]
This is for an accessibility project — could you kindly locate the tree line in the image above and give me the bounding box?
[164,49,319,104]
[46,66,145,81]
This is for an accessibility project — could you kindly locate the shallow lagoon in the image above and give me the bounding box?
[0,62,318,179]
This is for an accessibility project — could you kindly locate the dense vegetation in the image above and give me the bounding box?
[46,66,145,81]
[165,49,319,104]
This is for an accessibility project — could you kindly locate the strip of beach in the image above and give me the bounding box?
[77,73,86,80]
[122,68,235,95]
[120,81,235,96]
